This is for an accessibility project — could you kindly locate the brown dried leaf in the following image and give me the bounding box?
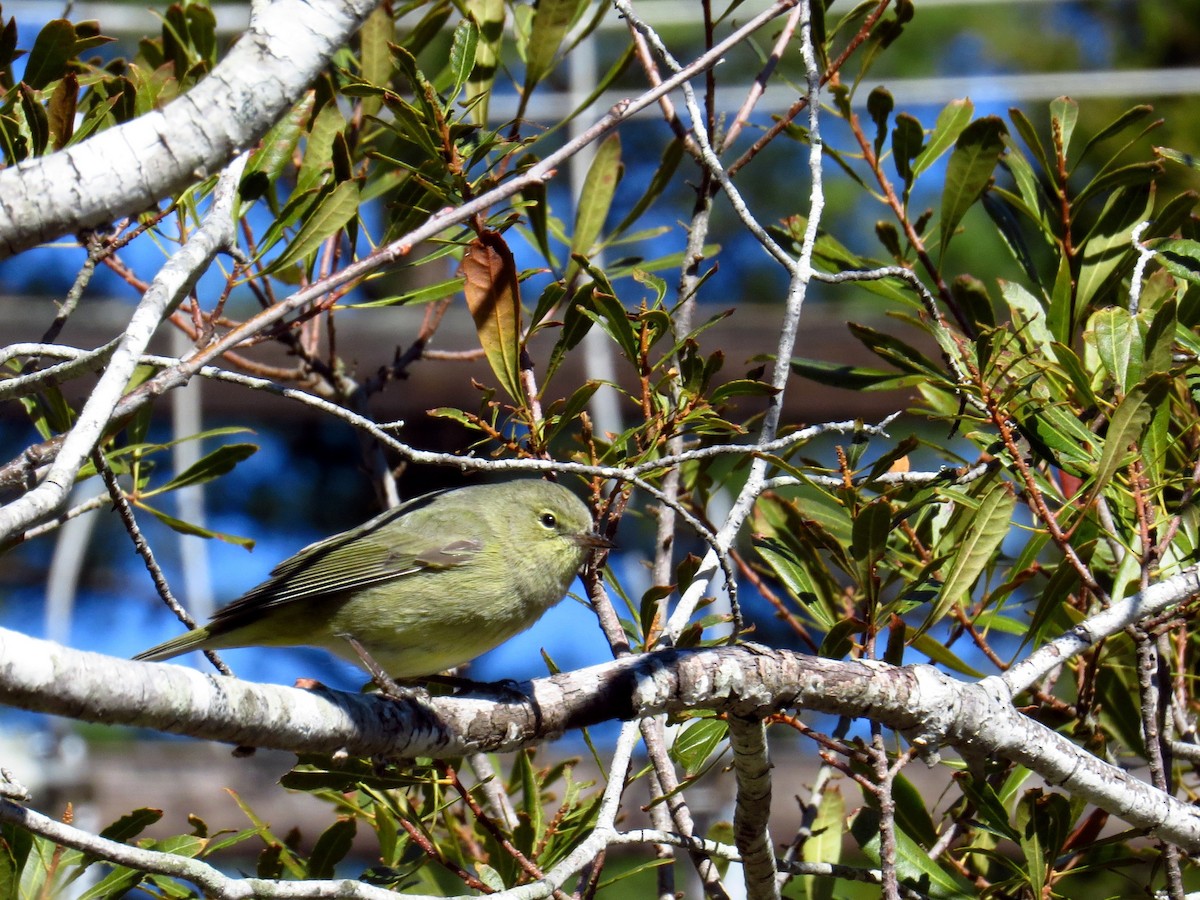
[460,230,524,403]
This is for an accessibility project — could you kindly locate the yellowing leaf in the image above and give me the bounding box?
[460,231,524,403]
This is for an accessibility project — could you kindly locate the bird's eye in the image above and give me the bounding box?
[539,512,558,529]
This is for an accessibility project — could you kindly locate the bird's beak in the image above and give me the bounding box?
[574,530,614,550]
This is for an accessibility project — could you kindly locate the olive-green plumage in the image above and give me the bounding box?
[135,480,607,678]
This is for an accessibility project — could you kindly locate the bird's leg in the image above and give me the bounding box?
[340,634,412,699]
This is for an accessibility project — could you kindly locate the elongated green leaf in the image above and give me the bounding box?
[1049,95,1077,159]
[789,359,924,392]
[465,0,504,124]
[1009,106,1051,179]
[982,193,1041,286]
[911,98,973,178]
[24,19,74,89]
[851,808,974,899]
[0,824,30,900]
[958,776,1021,841]
[99,808,164,844]
[461,230,524,403]
[847,322,946,378]
[1016,790,1072,899]
[295,103,346,196]
[1085,306,1142,393]
[19,84,48,156]
[1087,377,1166,502]
[523,0,583,91]
[1154,238,1200,286]
[147,443,258,496]
[1018,404,1096,472]
[1080,105,1152,165]
[851,500,891,564]
[263,180,359,275]
[349,275,464,308]
[444,16,479,101]
[940,116,1007,256]
[920,480,1013,634]
[891,112,923,189]
[308,818,356,880]
[802,785,844,900]
[1142,297,1175,375]
[566,133,622,285]
[911,631,986,677]
[671,718,728,777]
[1072,160,1160,210]
[867,86,893,158]
[358,5,392,118]
[610,137,682,241]
[1046,250,1074,344]
[1075,182,1152,310]
[1000,280,1054,355]
[140,504,255,549]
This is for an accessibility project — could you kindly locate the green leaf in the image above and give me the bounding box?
[851,808,974,899]
[1155,144,1200,170]
[140,504,255,549]
[308,818,356,880]
[263,180,359,275]
[1008,106,1051,179]
[789,357,924,392]
[19,84,49,156]
[1000,280,1054,355]
[0,824,32,899]
[847,322,946,379]
[1086,306,1142,394]
[1086,376,1167,502]
[1016,790,1072,898]
[1153,238,1200,286]
[465,0,505,124]
[23,19,75,90]
[851,500,891,564]
[671,718,728,777]
[1049,95,1077,160]
[1075,182,1153,311]
[358,5,392,118]
[460,230,524,403]
[517,749,545,850]
[911,98,973,179]
[958,776,1021,841]
[349,275,464,308]
[523,0,584,92]
[99,808,164,844]
[891,112,923,190]
[939,116,1007,256]
[566,133,622,285]
[445,16,480,101]
[910,630,986,677]
[892,774,938,847]
[801,785,844,900]
[295,102,346,196]
[867,86,892,159]
[1080,105,1152,165]
[919,480,1013,635]
[147,443,258,496]
[610,137,682,242]
[1142,297,1175,375]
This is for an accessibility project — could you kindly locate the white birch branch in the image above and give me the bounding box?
[2,627,1199,851]
[0,155,248,539]
[0,0,383,258]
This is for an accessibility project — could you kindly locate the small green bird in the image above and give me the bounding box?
[135,479,609,679]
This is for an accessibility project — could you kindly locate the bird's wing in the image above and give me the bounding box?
[210,491,483,622]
